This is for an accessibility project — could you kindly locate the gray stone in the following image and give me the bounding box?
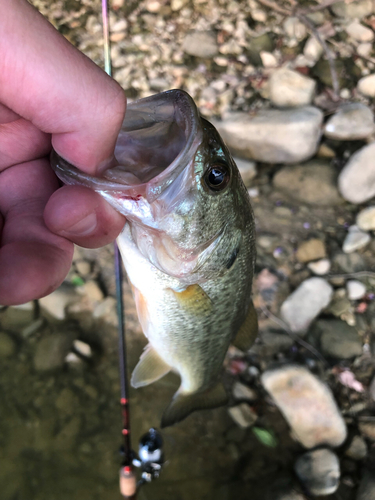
[273,160,342,206]
[345,435,367,460]
[39,283,78,320]
[283,17,307,40]
[317,319,363,359]
[331,1,374,19]
[215,107,323,164]
[296,239,326,263]
[280,278,333,335]
[182,30,218,58]
[343,225,371,253]
[0,332,16,358]
[358,420,375,441]
[303,36,324,64]
[269,68,316,108]
[232,382,258,401]
[235,157,257,186]
[294,449,340,496]
[347,280,367,300]
[34,333,74,372]
[228,403,257,428]
[324,103,374,141]
[262,366,347,448]
[339,143,375,203]
[357,206,375,231]
[308,259,331,276]
[346,21,374,42]
[356,470,375,500]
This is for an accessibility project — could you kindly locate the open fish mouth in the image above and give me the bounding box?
[51,90,202,203]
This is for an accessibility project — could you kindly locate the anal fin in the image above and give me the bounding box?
[131,344,171,388]
[161,381,228,428]
[232,299,258,351]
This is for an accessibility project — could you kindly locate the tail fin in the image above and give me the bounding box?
[161,381,228,428]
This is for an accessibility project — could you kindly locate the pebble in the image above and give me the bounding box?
[296,239,326,263]
[283,17,307,40]
[182,30,218,58]
[342,225,371,253]
[323,103,374,141]
[331,1,374,19]
[345,435,367,460]
[273,160,342,206]
[73,339,93,358]
[339,143,375,203]
[317,319,363,359]
[347,280,367,300]
[39,284,78,320]
[357,42,373,58]
[357,74,375,97]
[80,280,104,302]
[356,470,375,500]
[235,157,257,186]
[356,206,375,231]
[268,68,316,108]
[34,333,74,372]
[65,352,84,367]
[215,107,323,164]
[308,259,331,276]
[294,449,340,496]
[0,332,16,358]
[259,51,278,68]
[345,21,374,42]
[228,403,257,429]
[75,260,91,276]
[280,278,333,334]
[358,420,375,440]
[262,366,347,448]
[303,36,324,65]
[232,382,258,401]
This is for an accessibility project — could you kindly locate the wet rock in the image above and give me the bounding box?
[345,21,374,42]
[0,332,16,358]
[268,68,316,108]
[358,74,375,97]
[339,143,375,203]
[228,403,257,428]
[356,206,375,231]
[294,449,340,496]
[343,225,371,253]
[316,319,363,359]
[262,366,347,448]
[215,107,323,164]
[331,1,374,19]
[34,333,74,372]
[308,259,331,276]
[280,278,333,335]
[235,157,257,186]
[324,103,374,141]
[182,30,218,58]
[232,382,257,401]
[39,283,78,320]
[273,160,342,206]
[296,239,326,263]
[345,435,367,460]
[356,470,375,500]
[347,280,367,300]
[283,17,307,41]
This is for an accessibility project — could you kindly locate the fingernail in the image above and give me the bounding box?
[64,213,97,236]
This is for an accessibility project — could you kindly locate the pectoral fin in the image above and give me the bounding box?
[169,284,212,316]
[131,344,171,388]
[232,300,258,351]
[161,381,228,428]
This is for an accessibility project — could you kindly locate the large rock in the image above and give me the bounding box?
[273,160,342,206]
[268,68,316,108]
[262,366,347,448]
[324,103,374,141]
[338,143,375,204]
[342,225,371,253]
[215,107,323,164]
[182,30,218,58]
[345,21,374,42]
[331,0,374,19]
[294,449,340,496]
[315,319,363,359]
[280,278,333,334]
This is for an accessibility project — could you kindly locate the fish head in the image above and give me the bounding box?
[51,89,254,282]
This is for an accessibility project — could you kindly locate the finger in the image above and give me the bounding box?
[1,0,126,173]
[0,159,73,305]
[44,186,126,248]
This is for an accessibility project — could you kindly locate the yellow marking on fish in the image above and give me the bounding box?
[169,284,212,316]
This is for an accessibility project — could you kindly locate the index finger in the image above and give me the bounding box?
[0,0,126,173]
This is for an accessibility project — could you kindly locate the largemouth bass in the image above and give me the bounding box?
[51,89,258,427]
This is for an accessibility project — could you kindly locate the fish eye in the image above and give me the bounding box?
[204,164,230,192]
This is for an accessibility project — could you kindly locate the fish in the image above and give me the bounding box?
[51,89,258,427]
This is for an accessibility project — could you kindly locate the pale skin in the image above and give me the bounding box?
[0,0,127,305]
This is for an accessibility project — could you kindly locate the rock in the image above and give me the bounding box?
[260,51,278,68]
[250,331,294,357]
[316,319,363,359]
[235,157,257,186]
[331,1,374,19]
[345,21,374,42]
[73,339,93,358]
[262,366,347,448]
[39,283,78,320]
[75,260,91,276]
[232,382,258,401]
[347,280,367,300]
[317,143,336,159]
[357,42,373,58]
[339,143,375,203]
[358,74,375,97]
[0,302,35,330]
[228,403,257,428]
[65,352,84,367]
[273,160,342,206]
[358,420,375,440]
[268,68,316,108]
[294,449,340,496]
[93,296,118,325]
[216,107,323,164]
[332,252,366,274]
[356,470,375,500]
[343,226,371,253]
[171,0,188,10]
[283,17,307,40]
[324,103,374,141]
[0,332,16,358]
[182,30,218,58]
[345,435,367,460]
[296,239,326,263]
[308,259,331,275]
[34,333,74,372]
[80,280,104,302]
[357,206,375,231]
[303,36,324,65]
[280,278,333,334]
[247,33,274,66]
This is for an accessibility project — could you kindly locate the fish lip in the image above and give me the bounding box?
[50,89,202,204]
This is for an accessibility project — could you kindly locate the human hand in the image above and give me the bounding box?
[0,0,127,305]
